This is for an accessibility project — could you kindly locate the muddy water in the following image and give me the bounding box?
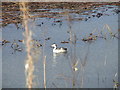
[2,5,118,88]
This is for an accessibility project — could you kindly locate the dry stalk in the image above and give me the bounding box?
[19,2,34,89]
[43,56,46,88]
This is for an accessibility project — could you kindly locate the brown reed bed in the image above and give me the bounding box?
[2,2,119,27]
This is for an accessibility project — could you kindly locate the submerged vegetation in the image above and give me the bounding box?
[2,2,119,88]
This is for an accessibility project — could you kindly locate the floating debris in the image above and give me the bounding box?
[32,40,42,47]
[37,44,42,47]
[82,38,88,41]
[96,13,103,18]
[2,40,10,46]
[82,35,97,42]
[11,42,23,52]
[18,40,24,42]
[54,20,62,23]
[61,41,69,43]
[45,37,51,41]
[90,33,93,35]
[36,24,41,27]
[92,15,96,17]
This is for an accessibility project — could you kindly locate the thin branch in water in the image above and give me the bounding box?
[43,56,46,88]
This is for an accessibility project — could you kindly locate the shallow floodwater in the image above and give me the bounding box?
[2,5,118,88]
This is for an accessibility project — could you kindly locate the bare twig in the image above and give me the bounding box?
[43,56,46,88]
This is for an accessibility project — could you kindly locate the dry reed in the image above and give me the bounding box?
[19,2,34,89]
[43,56,46,88]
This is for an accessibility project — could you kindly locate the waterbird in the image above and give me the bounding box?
[51,43,67,53]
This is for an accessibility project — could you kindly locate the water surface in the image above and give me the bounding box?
[2,4,118,88]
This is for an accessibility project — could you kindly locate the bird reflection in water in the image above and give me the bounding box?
[52,52,68,67]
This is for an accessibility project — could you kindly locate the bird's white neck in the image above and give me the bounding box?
[53,46,57,50]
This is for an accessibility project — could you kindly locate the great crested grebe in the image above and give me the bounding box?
[51,43,67,53]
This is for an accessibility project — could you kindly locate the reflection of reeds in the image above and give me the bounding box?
[79,44,90,88]
[100,24,118,39]
[66,10,90,87]
[66,10,78,87]
[42,26,47,88]
[19,2,34,89]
